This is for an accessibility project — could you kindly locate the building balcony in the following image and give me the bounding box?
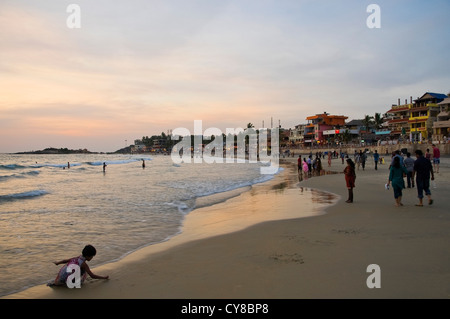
[437,111,449,120]
[388,117,409,123]
[409,116,428,122]
[433,119,450,129]
[386,105,411,114]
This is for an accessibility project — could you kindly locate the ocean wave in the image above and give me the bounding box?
[163,167,281,197]
[165,201,195,215]
[161,167,282,214]
[31,163,80,168]
[0,170,40,182]
[85,158,151,166]
[0,189,49,202]
[0,164,26,170]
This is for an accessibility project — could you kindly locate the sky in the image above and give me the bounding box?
[1,0,449,153]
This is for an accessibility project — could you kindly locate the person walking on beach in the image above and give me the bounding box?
[404,152,415,188]
[360,150,367,171]
[389,150,404,168]
[307,156,312,176]
[302,158,309,179]
[48,244,109,287]
[413,149,434,207]
[142,159,146,169]
[297,155,302,173]
[432,144,440,173]
[316,157,323,176]
[386,156,408,207]
[343,158,356,203]
[425,148,431,161]
[355,151,361,170]
[373,150,380,170]
[103,162,107,172]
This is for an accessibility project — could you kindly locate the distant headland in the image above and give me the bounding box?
[15,147,100,155]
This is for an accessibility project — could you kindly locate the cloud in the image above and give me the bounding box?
[1,0,449,152]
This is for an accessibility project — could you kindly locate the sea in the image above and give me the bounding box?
[0,152,330,297]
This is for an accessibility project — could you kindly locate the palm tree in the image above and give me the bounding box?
[342,129,351,144]
[373,113,383,130]
[363,115,374,132]
[246,123,255,129]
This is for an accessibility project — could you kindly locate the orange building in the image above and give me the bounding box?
[304,112,348,145]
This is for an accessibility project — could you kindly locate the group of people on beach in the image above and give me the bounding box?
[386,145,439,207]
[342,145,439,207]
[297,154,324,179]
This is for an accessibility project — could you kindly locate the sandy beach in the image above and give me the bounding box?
[3,153,450,300]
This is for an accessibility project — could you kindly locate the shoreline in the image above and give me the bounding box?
[0,162,334,299]
[3,156,450,299]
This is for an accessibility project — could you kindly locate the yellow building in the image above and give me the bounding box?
[409,92,447,142]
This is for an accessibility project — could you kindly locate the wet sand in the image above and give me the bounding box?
[3,155,450,299]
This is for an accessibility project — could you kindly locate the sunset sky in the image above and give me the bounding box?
[1,0,449,153]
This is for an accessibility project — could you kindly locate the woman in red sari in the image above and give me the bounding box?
[344,158,356,203]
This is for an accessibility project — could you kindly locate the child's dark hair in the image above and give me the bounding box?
[82,245,97,257]
[346,158,355,169]
[393,156,401,168]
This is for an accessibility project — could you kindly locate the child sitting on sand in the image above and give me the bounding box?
[48,244,109,287]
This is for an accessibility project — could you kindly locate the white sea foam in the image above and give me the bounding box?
[0,189,49,201]
[0,154,283,297]
[86,158,151,166]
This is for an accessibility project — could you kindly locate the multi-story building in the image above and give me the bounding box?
[322,119,361,145]
[289,123,306,146]
[385,97,412,140]
[410,92,447,142]
[433,95,450,143]
[304,112,348,146]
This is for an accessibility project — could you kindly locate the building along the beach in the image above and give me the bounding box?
[409,92,447,142]
[385,97,412,141]
[433,95,450,143]
[320,119,362,146]
[304,112,348,147]
[289,123,306,147]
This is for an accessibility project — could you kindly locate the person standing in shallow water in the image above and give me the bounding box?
[343,158,356,203]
